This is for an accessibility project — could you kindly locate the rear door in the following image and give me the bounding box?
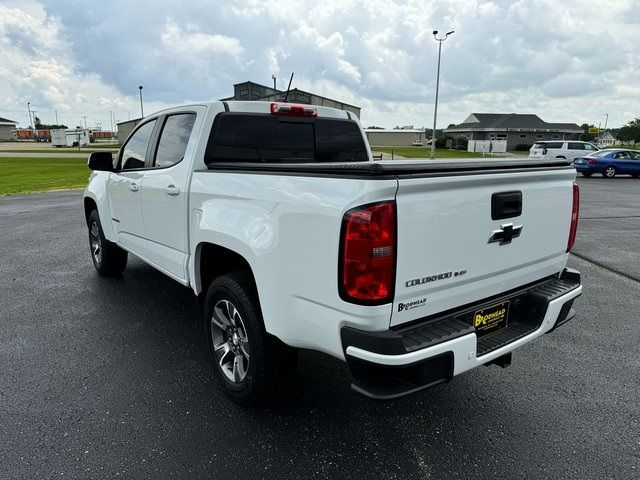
[529,142,547,158]
[139,109,201,281]
[107,118,157,254]
[390,167,575,326]
[567,142,586,161]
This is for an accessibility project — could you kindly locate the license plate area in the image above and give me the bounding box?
[473,300,510,338]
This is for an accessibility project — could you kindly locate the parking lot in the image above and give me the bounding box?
[1,176,638,479]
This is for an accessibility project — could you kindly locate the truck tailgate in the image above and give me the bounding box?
[391,167,575,327]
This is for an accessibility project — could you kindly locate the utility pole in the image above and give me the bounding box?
[430,30,455,159]
[82,116,87,129]
[55,110,59,125]
[138,85,144,117]
[31,110,37,140]
[27,101,34,134]
[272,75,277,92]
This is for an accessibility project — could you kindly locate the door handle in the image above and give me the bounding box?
[164,185,180,196]
[129,182,139,192]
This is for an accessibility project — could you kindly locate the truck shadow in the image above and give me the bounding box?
[87,258,568,478]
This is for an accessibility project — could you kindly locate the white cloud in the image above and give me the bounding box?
[0,0,638,130]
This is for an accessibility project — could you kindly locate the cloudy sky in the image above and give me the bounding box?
[0,0,638,130]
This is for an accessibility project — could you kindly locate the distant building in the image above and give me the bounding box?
[0,116,18,141]
[364,128,427,146]
[600,131,620,147]
[116,80,362,143]
[445,113,583,150]
[222,81,362,118]
[116,118,142,142]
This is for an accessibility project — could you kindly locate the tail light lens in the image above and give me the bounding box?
[567,182,580,252]
[587,158,597,164]
[340,202,396,304]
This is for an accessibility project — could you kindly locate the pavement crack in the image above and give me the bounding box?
[570,252,640,284]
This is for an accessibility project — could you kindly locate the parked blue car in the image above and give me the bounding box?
[573,149,640,178]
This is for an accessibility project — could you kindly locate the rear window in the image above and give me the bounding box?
[205,113,368,163]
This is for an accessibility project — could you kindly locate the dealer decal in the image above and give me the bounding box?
[398,298,427,312]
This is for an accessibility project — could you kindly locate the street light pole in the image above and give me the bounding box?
[430,29,454,159]
[138,85,144,117]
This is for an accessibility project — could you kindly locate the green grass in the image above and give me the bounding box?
[0,147,119,154]
[371,147,485,158]
[0,157,90,196]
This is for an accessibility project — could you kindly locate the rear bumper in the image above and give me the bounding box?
[341,268,582,400]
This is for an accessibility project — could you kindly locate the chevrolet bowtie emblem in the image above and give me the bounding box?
[488,223,523,245]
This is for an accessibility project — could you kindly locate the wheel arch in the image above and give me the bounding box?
[83,197,98,226]
[194,242,259,312]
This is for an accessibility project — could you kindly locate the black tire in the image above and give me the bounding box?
[88,209,128,276]
[602,165,616,178]
[203,272,297,406]
[581,172,593,177]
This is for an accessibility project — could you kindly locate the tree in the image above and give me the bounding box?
[366,125,384,129]
[580,123,597,142]
[33,115,67,129]
[617,118,640,145]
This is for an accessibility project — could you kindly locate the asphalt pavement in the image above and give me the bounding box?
[1,177,639,479]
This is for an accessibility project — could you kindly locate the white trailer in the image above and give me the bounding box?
[51,129,67,147]
[65,129,90,147]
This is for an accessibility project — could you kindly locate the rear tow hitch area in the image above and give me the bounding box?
[484,352,512,369]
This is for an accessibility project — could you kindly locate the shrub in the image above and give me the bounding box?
[514,143,531,151]
[454,138,468,150]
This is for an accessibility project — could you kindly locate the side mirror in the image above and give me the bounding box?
[87,151,114,171]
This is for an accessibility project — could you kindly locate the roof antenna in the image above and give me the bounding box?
[283,72,294,102]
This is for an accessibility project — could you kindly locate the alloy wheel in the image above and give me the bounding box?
[211,299,250,384]
[90,221,102,264]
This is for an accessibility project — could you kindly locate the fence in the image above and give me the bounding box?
[467,140,507,153]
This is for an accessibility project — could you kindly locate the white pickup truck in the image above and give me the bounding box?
[83,101,582,405]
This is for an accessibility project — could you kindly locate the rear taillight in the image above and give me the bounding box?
[339,202,396,304]
[567,182,580,252]
[270,102,317,117]
[587,158,597,164]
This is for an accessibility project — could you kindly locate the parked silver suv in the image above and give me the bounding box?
[529,140,598,161]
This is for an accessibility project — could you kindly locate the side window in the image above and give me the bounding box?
[154,114,197,168]
[568,142,584,150]
[630,151,640,160]
[121,120,156,170]
[585,144,597,151]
